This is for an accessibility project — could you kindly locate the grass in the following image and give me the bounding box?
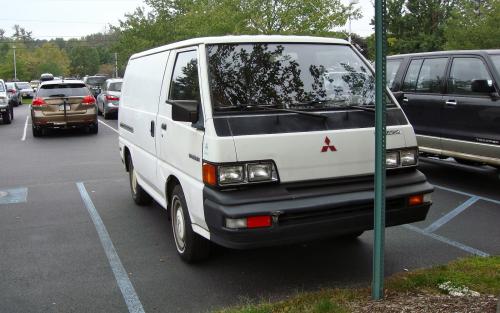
[215,256,500,313]
[22,97,32,105]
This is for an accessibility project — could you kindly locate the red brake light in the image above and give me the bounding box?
[32,97,46,106]
[105,95,119,101]
[246,216,272,228]
[82,95,96,105]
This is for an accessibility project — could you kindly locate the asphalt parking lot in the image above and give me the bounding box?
[1,104,499,313]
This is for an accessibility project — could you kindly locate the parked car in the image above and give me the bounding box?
[0,79,14,124]
[119,35,434,262]
[5,82,21,106]
[40,73,54,82]
[387,50,500,168]
[97,78,122,119]
[83,75,109,98]
[31,79,98,137]
[15,81,34,98]
[30,80,40,92]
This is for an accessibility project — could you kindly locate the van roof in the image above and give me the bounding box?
[387,49,500,59]
[131,35,350,59]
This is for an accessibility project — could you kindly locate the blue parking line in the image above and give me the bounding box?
[404,224,490,257]
[0,187,28,205]
[424,196,481,233]
[433,184,500,205]
[76,182,145,313]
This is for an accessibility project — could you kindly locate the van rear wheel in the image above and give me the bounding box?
[171,185,210,263]
[128,157,152,205]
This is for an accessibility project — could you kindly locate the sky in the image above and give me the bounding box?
[0,0,374,40]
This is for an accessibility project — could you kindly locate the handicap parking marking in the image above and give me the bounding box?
[76,182,145,313]
[404,224,490,257]
[0,187,28,205]
[433,184,500,205]
[424,196,481,233]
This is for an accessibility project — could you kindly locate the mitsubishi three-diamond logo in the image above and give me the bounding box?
[321,136,337,152]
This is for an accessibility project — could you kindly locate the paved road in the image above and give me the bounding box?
[1,104,499,313]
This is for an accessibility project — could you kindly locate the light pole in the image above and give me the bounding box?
[13,45,17,81]
[348,0,359,43]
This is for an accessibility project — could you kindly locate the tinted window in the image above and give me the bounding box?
[86,77,107,85]
[108,82,122,92]
[402,59,423,91]
[207,43,389,113]
[387,59,402,89]
[169,50,200,101]
[415,58,447,93]
[491,55,500,75]
[448,58,492,94]
[37,83,90,97]
[16,83,31,89]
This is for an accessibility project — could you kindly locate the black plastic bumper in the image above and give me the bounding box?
[203,169,433,249]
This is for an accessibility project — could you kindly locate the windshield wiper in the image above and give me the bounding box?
[238,104,328,120]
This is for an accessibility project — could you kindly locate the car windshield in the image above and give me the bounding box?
[17,83,31,89]
[207,43,394,113]
[87,77,107,85]
[37,83,90,97]
[491,55,500,75]
[108,82,122,92]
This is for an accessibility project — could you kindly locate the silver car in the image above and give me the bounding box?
[15,81,34,98]
[97,78,122,119]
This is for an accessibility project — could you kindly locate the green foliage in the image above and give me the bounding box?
[444,0,500,49]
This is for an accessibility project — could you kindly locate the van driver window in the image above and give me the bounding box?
[169,50,200,101]
[448,58,492,94]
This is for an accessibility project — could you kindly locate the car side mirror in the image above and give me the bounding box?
[171,101,199,124]
[471,79,495,93]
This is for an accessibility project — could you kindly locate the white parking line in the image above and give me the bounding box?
[21,115,29,141]
[433,184,500,205]
[404,224,489,257]
[76,182,145,313]
[98,119,118,134]
[424,196,481,233]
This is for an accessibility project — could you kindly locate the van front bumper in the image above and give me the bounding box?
[203,169,433,249]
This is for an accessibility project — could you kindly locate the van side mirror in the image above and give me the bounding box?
[171,101,199,124]
[471,79,495,93]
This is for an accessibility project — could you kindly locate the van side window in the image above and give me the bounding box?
[402,59,423,92]
[415,58,447,93]
[448,58,492,95]
[169,50,200,101]
[386,59,402,90]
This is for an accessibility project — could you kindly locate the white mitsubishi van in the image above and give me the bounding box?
[119,35,433,262]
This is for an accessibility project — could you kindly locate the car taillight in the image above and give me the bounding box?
[32,97,46,107]
[105,95,119,101]
[82,95,96,105]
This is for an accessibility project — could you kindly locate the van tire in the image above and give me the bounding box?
[128,157,152,205]
[171,185,210,263]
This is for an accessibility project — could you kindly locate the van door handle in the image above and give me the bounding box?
[445,100,457,107]
[161,123,167,130]
[150,121,155,137]
[402,97,409,103]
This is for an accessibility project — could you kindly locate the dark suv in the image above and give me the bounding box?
[387,50,500,169]
[84,75,109,98]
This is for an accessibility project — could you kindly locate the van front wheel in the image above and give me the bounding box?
[171,185,210,263]
[128,157,152,205]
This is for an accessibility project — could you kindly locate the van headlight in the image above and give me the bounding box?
[386,148,418,168]
[204,161,279,187]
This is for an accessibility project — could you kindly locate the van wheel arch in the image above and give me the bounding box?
[166,175,180,211]
[124,147,131,172]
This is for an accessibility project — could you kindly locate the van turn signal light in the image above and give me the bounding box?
[408,194,424,206]
[203,163,217,186]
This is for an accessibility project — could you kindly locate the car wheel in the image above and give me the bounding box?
[2,111,11,124]
[103,110,109,120]
[10,106,14,120]
[32,125,42,137]
[128,156,152,205]
[170,184,210,263]
[97,104,102,115]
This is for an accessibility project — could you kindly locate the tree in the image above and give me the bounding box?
[385,0,457,54]
[69,46,100,77]
[444,0,500,49]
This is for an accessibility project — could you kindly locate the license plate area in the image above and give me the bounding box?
[59,105,71,111]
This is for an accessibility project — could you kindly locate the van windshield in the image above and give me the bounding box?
[207,43,393,113]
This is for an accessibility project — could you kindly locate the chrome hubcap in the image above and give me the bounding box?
[172,196,186,253]
[131,168,137,194]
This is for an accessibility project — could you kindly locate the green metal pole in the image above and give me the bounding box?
[372,0,387,301]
